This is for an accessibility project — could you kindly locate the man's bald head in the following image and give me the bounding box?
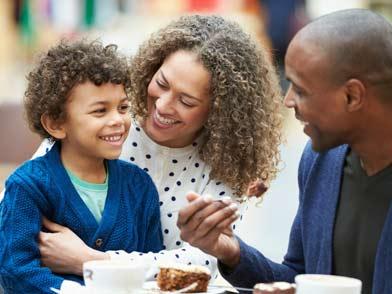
[291,9,392,97]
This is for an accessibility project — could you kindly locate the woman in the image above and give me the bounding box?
[37,14,282,285]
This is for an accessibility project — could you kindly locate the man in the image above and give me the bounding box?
[177,9,392,294]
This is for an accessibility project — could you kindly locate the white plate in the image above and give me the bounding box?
[50,286,89,294]
[143,281,226,294]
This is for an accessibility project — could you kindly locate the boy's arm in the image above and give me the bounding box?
[0,139,53,203]
[0,180,67,293]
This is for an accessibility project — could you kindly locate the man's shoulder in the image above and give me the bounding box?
[298,141,348,190]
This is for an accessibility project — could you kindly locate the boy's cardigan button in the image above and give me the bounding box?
[95,238,103,247]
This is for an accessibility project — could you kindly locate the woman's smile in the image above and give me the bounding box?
[153,108,180,127]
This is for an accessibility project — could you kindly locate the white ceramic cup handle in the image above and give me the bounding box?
[84,269,94,281]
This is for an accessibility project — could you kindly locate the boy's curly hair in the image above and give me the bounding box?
[24,40,132,139]
[130,15,283,198]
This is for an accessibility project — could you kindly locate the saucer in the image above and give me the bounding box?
[143,281,226,294]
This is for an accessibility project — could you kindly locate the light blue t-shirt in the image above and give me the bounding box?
[66,169,108,223]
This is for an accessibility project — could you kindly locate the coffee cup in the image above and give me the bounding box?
[83,260,148,294]
[295,274,362,294]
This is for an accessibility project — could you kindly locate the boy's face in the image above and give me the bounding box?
[60,81,131,162]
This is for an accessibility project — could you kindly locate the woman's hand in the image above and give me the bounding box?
[39,218,109,276]
[177,192,241,268]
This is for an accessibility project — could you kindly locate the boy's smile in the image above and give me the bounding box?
[99,133,126,146]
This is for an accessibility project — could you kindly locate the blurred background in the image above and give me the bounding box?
[0,0,391,270]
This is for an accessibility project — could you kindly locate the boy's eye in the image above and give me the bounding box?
[119,103,131,112]
[92,108,106,114]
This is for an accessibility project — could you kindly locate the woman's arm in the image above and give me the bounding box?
[39,219,220,280]
[39,178,251,279]
[39,218,109,276]
[177,192,241,267]
[39,199,244,281]
[32,139,54,158]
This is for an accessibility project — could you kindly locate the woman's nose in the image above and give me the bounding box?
[155,92,175,112]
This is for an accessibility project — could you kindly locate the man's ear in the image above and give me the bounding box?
[344,78,366,112]
[40,113,66,140]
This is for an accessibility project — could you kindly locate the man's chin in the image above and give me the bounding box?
[310,139,341,153]
[310,143,324,153]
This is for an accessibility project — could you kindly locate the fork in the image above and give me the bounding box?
[169,196,232,214]
[169,282,198,293]
[142,282,198,293]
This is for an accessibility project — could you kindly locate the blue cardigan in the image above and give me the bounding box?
[221,142,392,293]
[0,143,163,293]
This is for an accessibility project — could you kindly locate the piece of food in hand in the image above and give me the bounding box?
[253,282,296,294]
[246,180,268,197]
[157,263,211,293]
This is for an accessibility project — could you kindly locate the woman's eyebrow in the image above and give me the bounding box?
[160,70,202,102]
[159,70,169,84]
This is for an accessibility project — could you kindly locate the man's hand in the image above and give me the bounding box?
[39,218,109,276]
[177,192,241,268]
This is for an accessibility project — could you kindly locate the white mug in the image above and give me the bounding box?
[83,260,149,294]
[295,274,362,294]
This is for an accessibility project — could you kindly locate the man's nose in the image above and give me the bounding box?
[283,87,295,108]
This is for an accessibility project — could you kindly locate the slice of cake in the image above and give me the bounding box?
[253,282,296,294]
[157,263,211,293]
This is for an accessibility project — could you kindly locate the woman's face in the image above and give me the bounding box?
[144,50,211,148]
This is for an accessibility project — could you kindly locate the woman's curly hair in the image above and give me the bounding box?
[130,15,283,198]
[24,40,132,139]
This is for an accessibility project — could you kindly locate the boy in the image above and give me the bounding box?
[0,40,163,293]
